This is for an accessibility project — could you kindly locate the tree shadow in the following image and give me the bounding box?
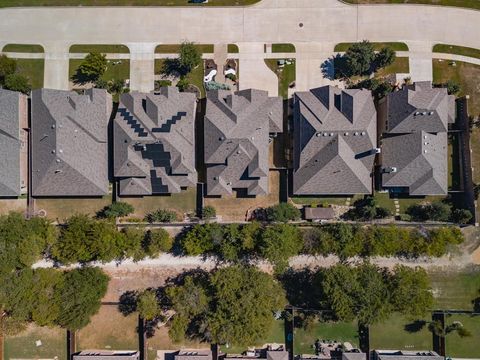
[404,320,427,333]
[70,68,95,86]
[321,54,350,81]
[278,268,323,309]
[472,296,480,313]
[118,290,138,316]
[162,58,187,77]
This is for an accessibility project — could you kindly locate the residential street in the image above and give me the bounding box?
[0,0,479,91]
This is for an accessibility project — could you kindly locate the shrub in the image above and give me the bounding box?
[451,208,473,224]
[145,209,178,223]
[136,290,160,320]
[98,202,134,219]
[4,73,31,94]
[266,203,301,222]
[407,201,451,222]
[0,55,17,82]
[202,205,216,220]
[144,229,173,257]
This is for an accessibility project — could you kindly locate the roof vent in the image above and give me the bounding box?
[422,112,427,115]
[323,133,328,137]
[429,111,434,115]
[329,133,334,136]
[56,159,61,163]
[51,150,56,154]
[344,132,349,136]
[237,150,241,154]
[424,150,428,153]
[251,136,255,140]
[219,137,224,141]
[316,133,321,137]
[227,182,232,186]
[51,124,56,129]
[424,142,428,145]
[59,149,63,153]
[213,176,218,180]
[361,131,366,136]
[54,170,62,174]
[424,135,428,139]
[414,112,419,116]
[354,132,358,136]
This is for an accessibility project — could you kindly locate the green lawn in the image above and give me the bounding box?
[375,57,409,77]
[272,44,296,53]
[228,44,239,53]
[155,44,213,54]
[4,325,67,360]
[444,314,480,358]
[370,313,432,351]
[429,268,480,310]
[2,44,44,53]
[70,44,130,53]
[70,59,130,83]
[264,59,295,99]
[342,0,480,11]
[372,192,397,213]
[35,194,112,222]
[334,42,409,52]
[0,0,259,6]
[15,59,44,89]
[294,320,358,354]
[395,196,446,215]
[155,59,205,98]
[121,187,197,218]
[433,44,480,59]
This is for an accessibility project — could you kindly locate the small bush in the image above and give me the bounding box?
[145,209,178,223]
[266,203,301,223]
[202,206,216,220]
[98,202,134,219]
[144,229,173,256]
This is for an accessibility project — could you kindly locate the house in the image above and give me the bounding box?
[204,89,283,197]
[372,350,443,360]
[0,89,28,197]
[72,350,139,360]
[31,88,111,197]
[304,206,335,221]
[379,82,455,196]
[292,86,377,195]
[113,88,197,196]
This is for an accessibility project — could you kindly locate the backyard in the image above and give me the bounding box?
[34,194,112,222]
[3,324,66,360]
[120,187,197,219]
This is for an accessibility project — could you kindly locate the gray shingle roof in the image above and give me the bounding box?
[31,88,111,197]
[374,350,442,360]
[113,87,197,196]
[385,81,455,134]
[293,86,377,195]
[0,89,23,197]
[381,131,447,195]
[204,89,283,196]
[381,82,452,196]
[73,350,139,360]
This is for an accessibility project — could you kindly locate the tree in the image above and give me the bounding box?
[406,201,451,222]
[145,209,178,223]
[344,40,376,76]
[166,266,286,346]
[451,208,473,224]
[30,269,64,326]
[265,203,301,222]
[176,76,189,92]
[374,47,396,70]
[346,197,391,221]
[56,267,109,330]
[73,52,107,83]
[180,223,221,255]
[98,202,134,219]
[202,205,216,220]
[121,227,146,261]
[178,42,202,75]
[144,229,173,257]
[258,224,303,273]
[351,77,393,99]
[390,265,433,318]
[52,215,125,264]
[0,55,16,82]
[4,73,31,94]
[0,212,56,275]
[137,290,160,320]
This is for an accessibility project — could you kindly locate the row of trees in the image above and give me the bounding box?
[122,263,433,347]
[406,201,473,224]
[180,222,464,272]
[0,212,464,271]
[0,55,32,94]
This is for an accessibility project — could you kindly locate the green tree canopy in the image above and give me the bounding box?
[144,229,173,257]
[344,40,376,76]
[166,265,286,346]
[178,42,202,75]
[4,73,31,94]
[374,47,396,69]
[73,52,107,84]
[56,267,109,330]
[0,55,17,82]
[137,290,160,320]
[98,202,134,219]
[258,224,303,273]
[265,203,301,222]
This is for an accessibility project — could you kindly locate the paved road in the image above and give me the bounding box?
[0,0,479,91]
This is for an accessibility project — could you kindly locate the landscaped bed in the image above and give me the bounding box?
[334,42,408,52]
[155,59,206,98]
[4,324,67,360]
